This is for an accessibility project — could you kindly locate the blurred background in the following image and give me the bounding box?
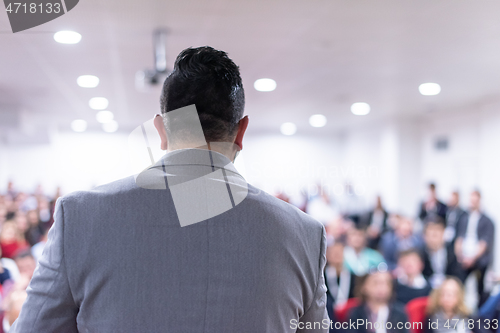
[1,0,500,331]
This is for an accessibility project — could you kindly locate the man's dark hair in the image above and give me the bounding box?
[397,248,423,262]
[429,183,436,191]
[424,214,446,227]
[160,46,245,142]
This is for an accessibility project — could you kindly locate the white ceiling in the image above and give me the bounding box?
[1,0,500,140]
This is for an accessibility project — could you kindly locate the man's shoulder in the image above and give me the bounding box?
[60,175,137,206]
[480,213,494,225]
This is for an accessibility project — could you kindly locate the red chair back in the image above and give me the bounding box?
[405,296,429,333]
[335,297,360,322]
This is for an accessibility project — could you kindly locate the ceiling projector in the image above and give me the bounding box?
[136,28,170,91]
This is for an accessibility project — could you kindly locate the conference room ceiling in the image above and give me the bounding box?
[1,0,500,138]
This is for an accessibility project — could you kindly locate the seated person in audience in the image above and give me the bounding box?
[347,270,409,333]
[30,228,48,262]
[325,217,350,246]
[2,289,28,332]
[325,242,356,314]
[24,210,43,247]
[0,248,20,284]
[422,217,463,288]
[360,195,389,250]
[344,225,385,276]
[394,249,432,304]
[13,213,28,236]
[424,277,471,333]
[444,191,465,244]
[0,258,12,287]
[419,183,447,222]
[454,190,494,304]
[0,221,29,259]
[477,278,500,332]
[380,216,424,271]
[307,186,339,226]
[13,251,36,282]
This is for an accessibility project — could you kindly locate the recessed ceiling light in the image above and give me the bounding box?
[351,102,371,116]
[102,120,119,133]
[309,114,327,128]
[96,110,114,123]
[254,78,277,92]
[54,31,82,44]
[77,75,99,88]
[71,119,87,132]
[89,97,109,110]
[419,82,441,96]
[280,122,297,135]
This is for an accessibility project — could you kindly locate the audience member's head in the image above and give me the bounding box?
[357,271,394,305]
[325,217,349,243]
[26,209,39,226]
[395,217,414,239]
[326,242,345,269]
[14,250,36,279]
[469,190,481,212]
[424,219,446,252]
[0,220,22,244]
[387,213,402,229]
[397,249,424,279]
[347,225,367,252]
[427,277,469,317]
[15,211,28,233]
[448,191,460,208]
[428,183,437,201]
[159,46,245,147]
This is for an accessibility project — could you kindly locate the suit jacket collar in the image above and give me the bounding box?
[154,148,241,175]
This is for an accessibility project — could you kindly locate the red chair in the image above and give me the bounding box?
[335,297,360,323]
[405,296,429,333]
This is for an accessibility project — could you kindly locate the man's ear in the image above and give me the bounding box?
[233,115,249,151]
[153,114,168,150]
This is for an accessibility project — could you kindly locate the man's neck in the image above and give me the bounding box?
[167,143,238,162]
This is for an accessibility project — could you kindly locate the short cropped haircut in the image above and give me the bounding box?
[160,46,245,143]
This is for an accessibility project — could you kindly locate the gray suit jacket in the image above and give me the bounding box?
[11,149,329,333]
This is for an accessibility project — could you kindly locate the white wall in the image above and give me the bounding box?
[0,131,132,195]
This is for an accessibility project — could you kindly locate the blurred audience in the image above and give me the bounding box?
[0,182,60,327]
[344,225,385,276]
[478,283,500,331]
[13,251,36,282]
[360,196,389,250]
[307,185,339,225]
[0,222,28,260]
[347,270,409,333]
[419,183,447,222]
[424,277,471,333]
[380,217,424,271]
[454,190,494,304]
[422,217,463,288]
[1,179,497,329]
[2,289,27,332]
[444,191,465,244]
[325,242,356,315]
[394,249,432,304]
